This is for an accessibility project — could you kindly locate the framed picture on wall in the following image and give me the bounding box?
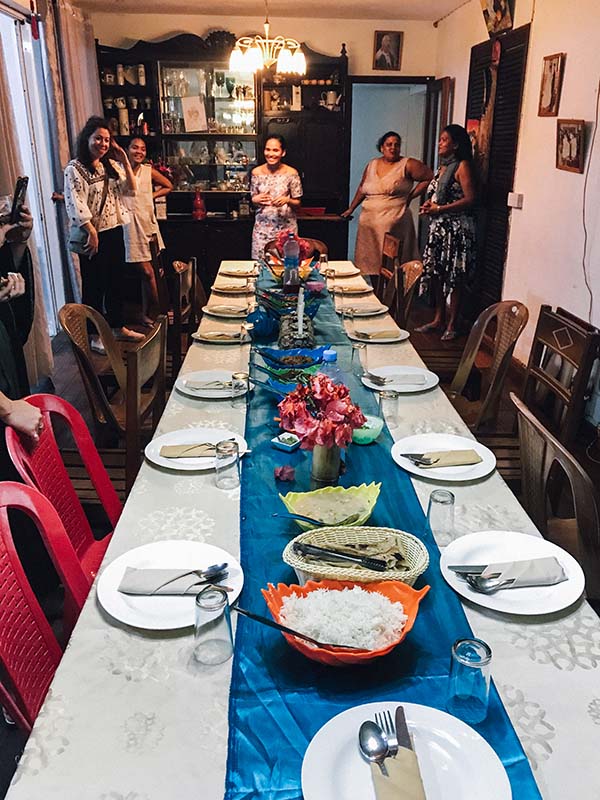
[556,119,585,173]
[480,0,513,36]
[538,53,566,116]
[372,31,403,70]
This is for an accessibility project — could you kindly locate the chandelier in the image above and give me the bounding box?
[229,1,306,75]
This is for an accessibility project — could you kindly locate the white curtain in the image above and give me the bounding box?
[53,0,102,147]
[0,37,53,387]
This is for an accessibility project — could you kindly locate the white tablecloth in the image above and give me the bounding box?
[6,262,600,799]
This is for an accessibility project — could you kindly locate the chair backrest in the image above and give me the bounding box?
[511,392,600,599]
[149,234,171,315]
[5,394,122,564]
[124,316,167,492]
[398,260,424,328]
[0,482,90,731]
[523,305,600,445]
[450,301,529,429]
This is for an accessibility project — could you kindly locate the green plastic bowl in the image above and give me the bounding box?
[279,482,381,530]
[352,415,385,445]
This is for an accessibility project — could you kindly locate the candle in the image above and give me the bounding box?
[297,287,305,336]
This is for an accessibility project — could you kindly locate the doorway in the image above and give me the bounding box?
[347,79,430,260]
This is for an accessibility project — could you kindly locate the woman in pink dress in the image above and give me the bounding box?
[342,131,432,274]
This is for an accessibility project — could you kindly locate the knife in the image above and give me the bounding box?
[395,706,412,751]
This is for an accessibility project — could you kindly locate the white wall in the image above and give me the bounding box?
[436,0,600,375]
[90,13,438,77]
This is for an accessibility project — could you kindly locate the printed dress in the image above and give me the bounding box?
[250,169,303,259]
[354,157,420,275]
[421,167,476,296]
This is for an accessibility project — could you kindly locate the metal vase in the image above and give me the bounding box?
[310,444,341,486]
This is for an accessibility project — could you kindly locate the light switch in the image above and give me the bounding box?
[507,192,524,209]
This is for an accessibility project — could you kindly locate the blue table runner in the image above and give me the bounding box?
[225,287,541,799]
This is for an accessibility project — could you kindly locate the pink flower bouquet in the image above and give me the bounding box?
[278,374,367,450]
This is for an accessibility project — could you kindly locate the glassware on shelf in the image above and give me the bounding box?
[215,71,225,97]
[225,76,236,99]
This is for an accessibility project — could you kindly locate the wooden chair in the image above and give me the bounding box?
[511,392,600,600]
[446,301,529,431]
[149,236,202,378]
[374,232,401,304]
[59,304,167,494]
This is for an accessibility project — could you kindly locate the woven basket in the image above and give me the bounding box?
[282,526,429,586]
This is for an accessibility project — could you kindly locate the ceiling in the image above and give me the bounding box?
[78,0,461,21]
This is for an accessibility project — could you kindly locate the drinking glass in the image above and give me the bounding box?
[351,342,367,378]
[193,586,233,665]
[378,390,400,429]
[215,71,225,97]
[225,77,236,99]
[447,638,492,724]
[215,440,240,489]
[318,253,328,272]
[231,371,249,409]
[427,489,455,547]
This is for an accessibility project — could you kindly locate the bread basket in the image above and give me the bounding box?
[282,525,429,585]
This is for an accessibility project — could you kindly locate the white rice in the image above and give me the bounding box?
[279,586,408,650]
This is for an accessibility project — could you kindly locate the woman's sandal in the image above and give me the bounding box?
[441,329,459,342]
[415,322,442,333]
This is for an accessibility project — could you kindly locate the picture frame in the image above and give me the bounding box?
[538,53,566,117]
[372,31,403,71]
[480,0,513,36]
[556,119,585,173]
[181,96,207,132]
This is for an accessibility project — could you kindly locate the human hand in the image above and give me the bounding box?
[340,208,353,219]
[84,226,99,257]
[253,192,272,205]
[1,399,43,441]
[270,195,289,208]
[0,222,18,249]
[6,205,33,244]
[109,140,128,163]
[0,272,25,303]
[419,200,435,215]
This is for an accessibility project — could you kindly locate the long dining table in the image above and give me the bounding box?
[5,260,600,800]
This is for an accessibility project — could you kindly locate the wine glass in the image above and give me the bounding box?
[215,71,225,98]
[225,77,236,100]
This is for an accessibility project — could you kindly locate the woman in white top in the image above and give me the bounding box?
[64,116,142,352]
[124,138,173,325]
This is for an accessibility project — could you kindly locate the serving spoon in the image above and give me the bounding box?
[359,720,389,776]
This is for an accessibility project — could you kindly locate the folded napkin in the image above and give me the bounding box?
[336,286,369,294]
[480,556,567,587]
[375,374,427,386]
[184,379,232,390]
[206,305,247,316]
[214,283,246,292]
[347,305,384,315]
[370,748,426,800]
[418,449,482,468]
[200,331,241,341]
[118,567,223,595]
[355,330,400,340]
[159,443,216,458]
[316,533,406,570]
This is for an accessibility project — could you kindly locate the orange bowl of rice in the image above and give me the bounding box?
[261,579,430,666]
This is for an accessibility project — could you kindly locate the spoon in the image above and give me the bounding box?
[271,511,361,527]
[149,563,228,594]
[465,574,516,594]
[359,720,389,776]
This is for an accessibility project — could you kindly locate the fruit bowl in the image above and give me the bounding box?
[279,482,381,530]
[261,579,430,666]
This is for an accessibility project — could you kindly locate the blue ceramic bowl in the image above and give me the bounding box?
[246,308,278,339]
[256,345,331,368]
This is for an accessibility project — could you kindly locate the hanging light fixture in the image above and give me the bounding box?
[229,0,306,75]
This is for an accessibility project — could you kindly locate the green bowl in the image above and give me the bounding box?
[279,482,381,530]
[352,415,385,445]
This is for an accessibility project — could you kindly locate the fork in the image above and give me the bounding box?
[375,710,399,757]
[364,372,395,386]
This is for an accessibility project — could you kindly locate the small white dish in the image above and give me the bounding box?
[348,329,410,344]
[362,365,439,393]
[97,540,244,630]
[301,701,511,800]
[145,427,248,471]
[391,433,496,482]
[175,370,246,400]
[440,530,585,614]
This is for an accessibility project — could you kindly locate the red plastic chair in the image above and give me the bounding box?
[0,482,90,732]
[5,394,122,579]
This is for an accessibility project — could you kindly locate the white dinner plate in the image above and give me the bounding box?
[332,285,374,296]
[145,427,248,471]
[97,540,244,630]
[440,530,585,614]
[191,330,251,345]
[362,365,439,393]
[219,266,258,278]
[391,433,496,482]
[211,281,251,294]
[174,370,247,400]
[339,304,388,317]
[202,304,249,319]
[348,329,410,344]
[326,264,361,277]
[301,701,511,800]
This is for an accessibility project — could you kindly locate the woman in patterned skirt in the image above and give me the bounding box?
[417,124,477,341]
[250,135,303,259]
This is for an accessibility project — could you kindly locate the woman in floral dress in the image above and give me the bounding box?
[250,135,303,259]
[418,124,477,341]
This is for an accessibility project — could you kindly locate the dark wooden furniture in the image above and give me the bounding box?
[374,234,423,329]
[512,392,600,600]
